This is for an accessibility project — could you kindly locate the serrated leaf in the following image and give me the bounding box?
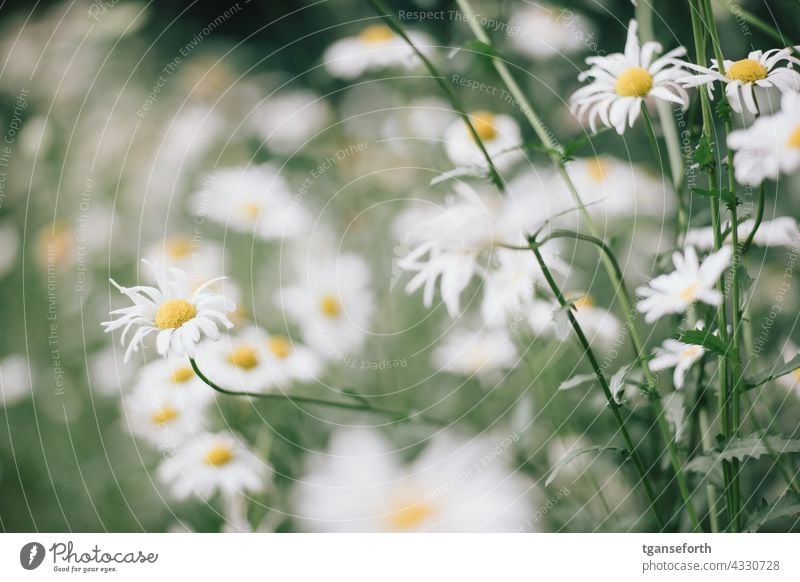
[545,445,626,487]
[745,495,800,532]
[679,329,728,356]
[688,434,800,476]
[693,135,715,169]
[745,354,800,390]
[430,165,490,186]
[558,373,596,391]
[715,99,732,124]
[691,187,738,207]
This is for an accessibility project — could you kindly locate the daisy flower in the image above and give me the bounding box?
[190,164,310,241]
[650,336,705,389]
[565,292,623,345]
[509,3,596,59]
[443,110,522,171]
[432,326,518,381]
[143,235,224,286]
[678,48,800,115]
[251,90,332,154]
[157,431,269,501]
[294,429,535,532]
[277,253,375,359]
[684,216,800,250]
[570,20,689,134]
[636,246,732,323]
[102,261,235,362]
[322,24,433,80]
[727,91,800,185]
[132,356,215,407]
[0,354,31,407]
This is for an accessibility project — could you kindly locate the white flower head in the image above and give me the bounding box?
[570,19,689,134]
[567,292,622,345]
[323,24,434,80]
[636,246,732,323]
[433,326,519,380]
[727,91,800,186]
[157,431,269,501]
[678,48,800,115]
[509,3,596,59]
[252,90,333,154]
[650,333,706,389]
[102,261,235,362]
[443,110,522,171]
[143,235,224,287]
[132,356,215,407]
[0,355,32,407]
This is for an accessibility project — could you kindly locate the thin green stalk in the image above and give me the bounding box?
[698,409,721,532]
[742,184,766,251]
[710,0,793,47]
[189,358,448,426]
[529,241,666,530]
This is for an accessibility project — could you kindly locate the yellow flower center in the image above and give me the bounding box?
[227,345,260,370]
[587,158,608,182]
[726,58,767,83]
[389,502,431,530]
[242,202,261,219]
[205,445,234,466]
[680,283,698,302]
[359,24,394,44]
[681,346,702,360]
[267,336,292,359]
[171,366,194,383]
[786,126,800,149]
[792,368,800,381]
[615,67,653,97]
[468,110,498,142]
[320,294,342,318]
[164,236,193,259]
[151,406,178,426]
[571,293,595,311]
[155,299,197,329]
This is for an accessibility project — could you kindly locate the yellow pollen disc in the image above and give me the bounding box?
[267,336,292,359]
[227,345,259,370]
[242,202,261,219]
[151,406,178,426]
[205,445,234,466]
[681,346,702,360]
[359,24,394,44]
[164,236,193,258]
[726,58,767,83]
[792,368,800,381]
[571,293,595,311]
[171,366,194,384]
[389,502,431,530]
[155,299,197,329]
[587,158,608,182]
[468,110,498,142]
[786,127,800,149]
[680,283,698,302]
[320,294,342,318]
[615,67,653,97]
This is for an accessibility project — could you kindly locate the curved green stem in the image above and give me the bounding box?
[742,184,766,251]
[189,358,448,426]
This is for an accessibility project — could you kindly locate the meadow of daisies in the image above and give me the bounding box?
[1,0,800,534]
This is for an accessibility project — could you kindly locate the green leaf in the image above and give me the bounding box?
[430,165,490,186]
[545,445,626,487]
[745,354,800,390]
[465,40,502,59]
[745,495,800,532]
[691,187,738,208]
[679,329,728,356]
[715,99,732,124]
[693,135,715,169]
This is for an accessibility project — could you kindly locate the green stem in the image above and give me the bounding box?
[698,408,721,532]
[710,0,794,46]
[189,358,448,426]
[528,241,666,530]
[742,184,766,251]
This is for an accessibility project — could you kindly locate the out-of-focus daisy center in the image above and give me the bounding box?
[359,24,394,44]
[614,67,653,97]
[320,294,342,318]
[155,299,197,329]
[227,345,260,369]
[151,406,178,426]
[726,58,767,83]
[267,336,292,359]
[171,366,194,383]
[572,293,595,311]
[242,202,261,218]
[389,501,431,529]
[681,346,702,360]
[205,445,234,466]
[787,127,800,149]
[468,110,498,142]
[165,236,193,258]
[680,283,698,302]
[792,368,800,381]
[587,158,608,182]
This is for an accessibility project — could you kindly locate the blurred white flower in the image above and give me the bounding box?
[277,253,375,358]
[252,90,332,154]
[678,48,800,115]
[509,3,595,59]
[433,326,518,380]
[0,222,19,278]
[684,216,800,250]
[190,164,310,240]
[157,431,269,501]
[102,261,235,362]
[727,91,800,186]
[89,346,138,397]
[132,356,215,407]
[650,337,705,389]
[143,235,225,286]
[295,429,535,532]
[380,97,455,149]
[443,110,522,171]
[0,355,32,407]
[323,24,433,80]
[636,246,732,323]
[566,293,623,345]
[570,20,689,134]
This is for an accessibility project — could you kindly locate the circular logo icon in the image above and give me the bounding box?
[20,542,46,570]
